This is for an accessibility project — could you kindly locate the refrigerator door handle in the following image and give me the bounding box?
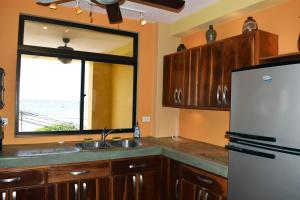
[226,131,276,142]
[226,145,276,159]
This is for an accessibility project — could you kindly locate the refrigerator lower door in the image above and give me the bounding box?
[228,143,300,200]
[231,63,300,148]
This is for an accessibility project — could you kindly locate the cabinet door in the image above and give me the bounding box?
[171,51,190,107]
[169,160,181,200]
[0,190,8,200]
[48,183,68,200]
[138,170,161,200]
[98,178,110,200]
[80,179,96,200]
[112,174,136,200]
[198,43,224,108]
[11,186,46,200]
[202,190,225,200]
[180,179,196,200]
[163,55,173,107]
[190,48,201,107]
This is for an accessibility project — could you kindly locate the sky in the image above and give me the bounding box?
[20,55,83,101]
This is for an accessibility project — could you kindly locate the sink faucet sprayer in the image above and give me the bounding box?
[133,122,140,139]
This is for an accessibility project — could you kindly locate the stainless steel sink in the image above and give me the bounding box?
[110,139,141,148]
[75,141,112,151]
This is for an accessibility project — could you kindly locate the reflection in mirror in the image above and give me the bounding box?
[23,20,134,57]
[18,55,81,132]
[84,61,133,130]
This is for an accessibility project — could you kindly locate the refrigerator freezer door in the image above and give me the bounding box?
[228,143,300,200]
[231,63,300,149]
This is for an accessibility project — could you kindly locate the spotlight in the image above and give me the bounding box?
[75,0,83,14]
[140,12,147,26]
[49,3,57,9]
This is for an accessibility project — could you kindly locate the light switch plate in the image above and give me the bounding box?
[1,117,7,125]
[142,116,151,123]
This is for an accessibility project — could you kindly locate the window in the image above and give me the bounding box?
[16,15,138,135]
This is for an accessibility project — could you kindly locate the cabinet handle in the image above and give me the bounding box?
[204,192,209,200]
[82,182,87,200]
[217,85,222,105]
[132,175,136,198]
[74,183,78,200]
[178,89,183,104]
[2,192,6,200]
[129,164,147,169]
[197,190,203,200]
[12,191,16,200]
[196,175,213,185]
[70,170,89,176]
[222,85,228,106]
[139,174,143,196]
[0,177,21,183]
[174,89,178,104]
[175,179,179,199]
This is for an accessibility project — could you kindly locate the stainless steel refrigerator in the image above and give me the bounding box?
[226,61,300,200]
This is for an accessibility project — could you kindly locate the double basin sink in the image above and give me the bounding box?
[75,139,141,151]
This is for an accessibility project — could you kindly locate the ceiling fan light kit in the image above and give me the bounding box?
[36,0,185,24]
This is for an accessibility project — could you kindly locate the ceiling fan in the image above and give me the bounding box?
[36,0,185,24]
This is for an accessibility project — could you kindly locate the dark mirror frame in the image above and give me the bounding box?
[15,14,138,136]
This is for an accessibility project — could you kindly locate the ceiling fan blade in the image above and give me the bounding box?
[36,0,73,6]
[90,0,123,24]
[105,2,123,24]
[128,0,185,12]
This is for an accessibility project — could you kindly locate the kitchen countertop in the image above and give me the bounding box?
[0,137,228,177]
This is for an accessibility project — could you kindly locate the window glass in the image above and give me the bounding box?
[18,54,81,132]
[23,20,134,57]
[83,61,133,130]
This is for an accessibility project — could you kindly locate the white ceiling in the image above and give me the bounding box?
[62,0,221,23]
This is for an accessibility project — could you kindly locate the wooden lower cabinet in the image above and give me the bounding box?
[169,160,227,200]
[111,156,162,200]
[11,186,46,200]
[48,178,109,200]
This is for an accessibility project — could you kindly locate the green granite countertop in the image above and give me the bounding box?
[0,137,228,177]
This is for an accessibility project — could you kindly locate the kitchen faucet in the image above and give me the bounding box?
[101,128,117,142]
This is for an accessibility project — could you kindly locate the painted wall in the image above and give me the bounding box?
[153,23,181,138]
[179,0,300,146]
[0,0,157,144]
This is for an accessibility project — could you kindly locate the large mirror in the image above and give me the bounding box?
[16,15,137,135]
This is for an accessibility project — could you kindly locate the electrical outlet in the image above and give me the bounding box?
[142,116,151,123]
[1,118,8,125]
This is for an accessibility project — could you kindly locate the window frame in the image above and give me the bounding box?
[15,14,138,136]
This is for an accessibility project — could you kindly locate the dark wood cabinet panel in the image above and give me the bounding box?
[0,190,8,200]
[163,51,190,107]
[112,174,136,200]
[190,48,201,107]
[139,170,161,200]
[98,177,110,200]
[180,179,196,200]
[80,179,96,200]
[12,186,46,200]
[0,169,46,189]
[163,55,172,106]
[169,160,181,200]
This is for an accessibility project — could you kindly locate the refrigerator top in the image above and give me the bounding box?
[232,59,300,73]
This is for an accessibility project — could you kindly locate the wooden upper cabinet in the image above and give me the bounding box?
[163,30,278,110]
[163,51,190,108]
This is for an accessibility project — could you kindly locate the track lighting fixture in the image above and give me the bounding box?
[140,12,147,26]
[49,3,57,9]
[75,0,83,15]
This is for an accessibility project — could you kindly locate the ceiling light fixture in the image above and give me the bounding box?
[140,12,147,26]
[49,3,57,9]
[75,0,83,14]
[121,6,147,26]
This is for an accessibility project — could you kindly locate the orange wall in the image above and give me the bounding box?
[0,0,157,144]
[180,0,300,146]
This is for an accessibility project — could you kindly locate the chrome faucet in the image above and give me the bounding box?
[101,128,117,141]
